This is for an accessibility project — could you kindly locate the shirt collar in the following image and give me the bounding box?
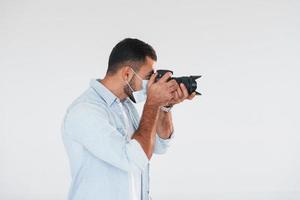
[89,79,131,106]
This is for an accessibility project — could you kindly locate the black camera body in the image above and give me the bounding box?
[155,69,201,95]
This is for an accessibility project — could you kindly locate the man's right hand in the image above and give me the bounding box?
[145,71,179,107]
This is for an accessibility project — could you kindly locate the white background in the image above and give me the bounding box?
[1,0,299,199]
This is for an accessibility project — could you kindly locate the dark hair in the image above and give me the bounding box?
[106,38,157,75]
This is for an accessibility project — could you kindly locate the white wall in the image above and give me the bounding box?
[1,0,299,199]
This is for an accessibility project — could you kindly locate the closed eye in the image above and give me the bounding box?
[146,70,154,80]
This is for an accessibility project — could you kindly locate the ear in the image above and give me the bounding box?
[121,66,134,82]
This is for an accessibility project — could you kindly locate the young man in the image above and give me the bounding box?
[61,38,196,200]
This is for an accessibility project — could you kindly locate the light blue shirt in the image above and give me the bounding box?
[61,79,174,200]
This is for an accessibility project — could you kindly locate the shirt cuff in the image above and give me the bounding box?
[126,139,149,171]
[157,129,175,145]
[154,130,175,154]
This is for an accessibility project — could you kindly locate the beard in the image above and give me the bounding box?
[123,76,136,103]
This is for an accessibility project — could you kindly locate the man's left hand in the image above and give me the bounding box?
[168,83,197,106]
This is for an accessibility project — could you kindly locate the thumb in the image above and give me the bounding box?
[147,72,157,88]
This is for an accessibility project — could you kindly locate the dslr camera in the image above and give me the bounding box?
[155,69,201,95]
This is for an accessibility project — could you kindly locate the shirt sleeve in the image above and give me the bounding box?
[63,102,149,172]
[153,129,175,154]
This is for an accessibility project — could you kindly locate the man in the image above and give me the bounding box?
[61,38,196,200]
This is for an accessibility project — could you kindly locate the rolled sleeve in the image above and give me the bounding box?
[126,139,149,170]
[154,130,175,154]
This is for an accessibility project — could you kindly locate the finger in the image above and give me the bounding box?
[167,80,179,91]
[166,79,178,88]
[174,91,179,101]
[147,72,157,88]
[168,83,179,92]
[169,98,176,105]
[187,92,196,100]
[180,83,189,98]
[166,94,174,105]
[158,72,173,83]
[176,84,183,98]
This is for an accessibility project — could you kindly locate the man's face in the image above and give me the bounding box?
[123,56,156,102]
